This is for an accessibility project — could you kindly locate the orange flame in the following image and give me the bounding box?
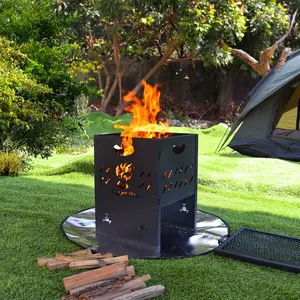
[116,163,133,181]
[114,81,170,156]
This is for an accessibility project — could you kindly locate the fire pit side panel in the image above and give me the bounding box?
[158,134,198,230]
[94,134,161,257]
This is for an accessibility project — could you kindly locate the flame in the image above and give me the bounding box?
[116,163,133,190]
[116,163,133,181]
[114,81,170,156]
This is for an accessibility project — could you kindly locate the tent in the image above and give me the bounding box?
[221,49,300,161]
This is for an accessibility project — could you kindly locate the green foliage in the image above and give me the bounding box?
[167,111,175,120]
[0,37,91,158]
[177,111,186,122]
[231,0,290,67]
[0,0,68,45]
[0,151,27,176]
[87,111,132,137]
[0,37,49,152]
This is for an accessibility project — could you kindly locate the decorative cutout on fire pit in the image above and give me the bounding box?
[162,176,194,193]
[116,163,134,190]
[99,163,155,198]
[180,203,189,213]
[102,213,112,224]
[172,144,185,154]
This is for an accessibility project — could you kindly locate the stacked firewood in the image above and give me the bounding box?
[37,249,165,300]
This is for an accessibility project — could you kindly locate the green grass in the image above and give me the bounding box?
[1,112,300,299]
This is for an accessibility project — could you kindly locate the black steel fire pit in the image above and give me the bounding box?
[61,132,229,259]
[95,132,206,258]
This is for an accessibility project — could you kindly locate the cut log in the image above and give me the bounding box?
[62,279,119,300]
[69,260,107,270]
[56,253,113,262]
[69,280,111,294]
[138,274,151,282]
[37,258,59,267]
[125,266,135,278]
[71,249,93,256]
[69,273,149,295]
[113,285,165,300]
[101,255,128,266]
[79,277,146,300]
[63,262,127,292]
[62,295,79,300]
[46,260,70,270]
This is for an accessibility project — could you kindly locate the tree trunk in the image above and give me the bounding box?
[101,76,119,112]
[115,72,124,116]
[217,68,234,107]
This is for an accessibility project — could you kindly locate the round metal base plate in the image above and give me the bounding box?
[61,208,229,258]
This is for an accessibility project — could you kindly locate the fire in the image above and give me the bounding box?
[114,81,170,156]
[116,163,134,190]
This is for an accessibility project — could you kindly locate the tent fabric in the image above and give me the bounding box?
[240,50,300,120]
[221,49,300,161]
[276,84,300,130]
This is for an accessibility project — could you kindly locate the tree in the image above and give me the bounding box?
[225,1,296,77]
[57,0,247,114]
[0,0,92,157]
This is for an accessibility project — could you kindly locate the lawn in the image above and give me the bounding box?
[1,113,300,299]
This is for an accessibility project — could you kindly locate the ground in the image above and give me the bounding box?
[1,120,300,299]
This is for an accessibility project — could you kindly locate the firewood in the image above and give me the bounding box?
[62,279,119,300]
[56,253,113,262]
[125,266,135,278]
[69,280,111,294]
[71,249,93,256]
[112,285,165,300]
[63,262,127,292]
[69,260,107,270]
[37,258,59,267]
[79,277,146,300]
[101,255,128,266]
[138,274,151,282]
[68,272,148,296]
[46,259,70,270]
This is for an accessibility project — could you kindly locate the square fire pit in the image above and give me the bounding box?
[94,132,198,257]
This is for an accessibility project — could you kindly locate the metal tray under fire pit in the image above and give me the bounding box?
[61,208,229,258]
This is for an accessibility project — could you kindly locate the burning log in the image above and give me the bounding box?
[112,285,165,300]
[63,262,127,292]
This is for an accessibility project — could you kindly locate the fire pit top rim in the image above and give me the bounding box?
[95,132,198,138]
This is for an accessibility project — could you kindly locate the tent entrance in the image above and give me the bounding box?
[272,83,300,139]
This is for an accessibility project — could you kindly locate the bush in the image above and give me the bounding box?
[0,152,26,176]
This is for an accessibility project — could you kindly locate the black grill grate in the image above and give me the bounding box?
[214,228,300,273]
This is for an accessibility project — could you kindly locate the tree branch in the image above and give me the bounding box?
[121,59,136,76]
[273,47,292,71]
[103,63,111,99]
[166,53,195,63]
[230,48,262,74]
[229,10,298,77]
[260,10,298,63]
[154,41,164,57]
